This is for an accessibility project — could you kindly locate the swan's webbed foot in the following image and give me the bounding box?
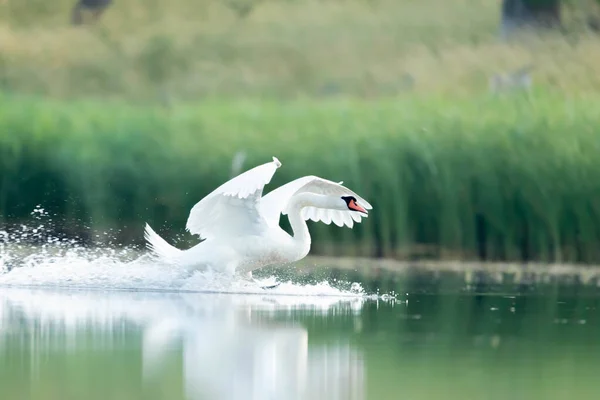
[241,271,280,290]
[257,281,280,290]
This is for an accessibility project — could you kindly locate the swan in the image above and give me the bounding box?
[143,156,372,280]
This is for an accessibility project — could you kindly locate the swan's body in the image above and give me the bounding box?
[144,157,372,277]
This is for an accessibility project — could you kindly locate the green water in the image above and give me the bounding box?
[1,269,599,400]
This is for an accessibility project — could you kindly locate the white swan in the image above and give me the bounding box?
[143,156,372,278]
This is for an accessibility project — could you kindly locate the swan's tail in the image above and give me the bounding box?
[143,223,183,263]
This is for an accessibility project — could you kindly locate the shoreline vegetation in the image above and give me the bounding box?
[0,1,600,99]
[2,1,600,265]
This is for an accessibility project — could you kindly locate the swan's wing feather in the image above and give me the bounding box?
[261,175,372,228]
[185,157,281,239]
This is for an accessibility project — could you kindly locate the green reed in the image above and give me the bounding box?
[1,90,600,263]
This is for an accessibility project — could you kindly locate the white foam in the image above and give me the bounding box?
[0,248,373,297]
[0,208,394,301]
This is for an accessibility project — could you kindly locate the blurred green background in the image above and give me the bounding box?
[2,0,600,264]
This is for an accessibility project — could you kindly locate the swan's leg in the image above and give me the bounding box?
[237,271,254,282]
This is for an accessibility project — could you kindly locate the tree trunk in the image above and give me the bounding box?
[501,0,562,37]
[72,0,112,25]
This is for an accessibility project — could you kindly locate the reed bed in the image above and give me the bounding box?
[1,91,600,263]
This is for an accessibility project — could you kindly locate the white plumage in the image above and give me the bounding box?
[144,156,372,277]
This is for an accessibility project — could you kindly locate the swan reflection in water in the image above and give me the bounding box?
[0,288,366,400]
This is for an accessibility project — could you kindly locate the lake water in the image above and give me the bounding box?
[1,257,599,400]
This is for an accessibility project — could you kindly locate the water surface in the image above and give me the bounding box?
[1,269,599,400]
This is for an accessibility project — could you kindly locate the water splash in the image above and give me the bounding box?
[1,207,392,300]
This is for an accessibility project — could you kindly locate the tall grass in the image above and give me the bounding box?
[1,0,600,99]
[2,91,600,263]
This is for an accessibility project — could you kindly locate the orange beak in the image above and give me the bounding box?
[349,199,368,214]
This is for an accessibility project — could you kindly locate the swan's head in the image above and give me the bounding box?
[340,196,368,215]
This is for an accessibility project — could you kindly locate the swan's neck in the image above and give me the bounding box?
[285,193,333,261]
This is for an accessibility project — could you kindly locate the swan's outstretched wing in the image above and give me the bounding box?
[185,157,281,240]
[260,176,373,228]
